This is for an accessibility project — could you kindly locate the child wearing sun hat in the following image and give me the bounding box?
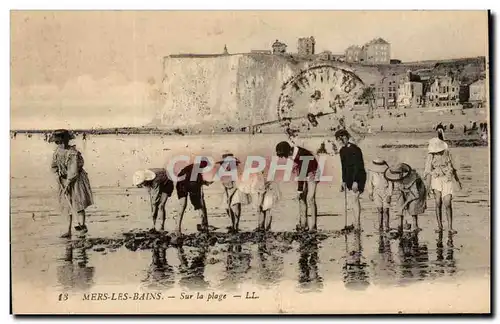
[133,168,174,232]
[424,137,462,234]
[367,158,393,232]
[384,163,427,234]
[50,129,93,238]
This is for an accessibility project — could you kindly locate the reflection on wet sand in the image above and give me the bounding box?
[397,231,429,285]
[343,232,370,290]
[178,245,209,290]
[257,239,284,286]
[52,230,460,293]
[435,232,457,276]
[371,233,397,286]
[142,246,175,290]
[56,240,95,291]
[220,243,252,291]
[298,236,323,291]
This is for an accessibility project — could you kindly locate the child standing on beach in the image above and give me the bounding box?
[423,137,462,234]
[133,168,174,232]
[335,129,367,231]
[366,159,393,232]
[216,153,251,233]
[384,163,427,233]
[250,169,281,233]
[50,129,94,238]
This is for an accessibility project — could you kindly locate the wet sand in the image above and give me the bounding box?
[10,133,490,313]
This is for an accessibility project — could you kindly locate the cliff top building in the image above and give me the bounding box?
[272,40,287,54]
[298,36,316,56]
[345,45,363,63]
[363,38,390,65]
[345,38,391,65]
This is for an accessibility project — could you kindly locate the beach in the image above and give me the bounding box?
[10,132,490,314]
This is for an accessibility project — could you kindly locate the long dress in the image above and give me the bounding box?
[51,145,94,214]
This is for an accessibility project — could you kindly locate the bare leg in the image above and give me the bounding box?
[61,213,72,238]
[226,208,235,231]
[352,192,361,230]
[298,192,308,230]
[159,204,166,231]
[434,190,443,232]
[264,210,273,231]
[76,210,87,233]
[151,205,159,230]
[383,208,390,231]
[377,207,384,231]
[199,195,209,230]
[398,215,404,233]
[412,215,420,232]
[176,197,188,234]
[231,203,241,232]
[443,194,457,234]
[308,181,318,231]
[158,193,168,231]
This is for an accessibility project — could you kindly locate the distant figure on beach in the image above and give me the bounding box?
[367,159,393,232]
[175,158,212,234]
[449,123,454,130]
[424,137,462,234]
[133,168,174,231]
[82,132,87,141]
[380,125,384,131]
[436,124,445,141]
[275,141,319,232]
[463,125,467,134]
[335,129,366,231]
[216,153,251,234]
[49,129,94,238]
[384,163,426,234]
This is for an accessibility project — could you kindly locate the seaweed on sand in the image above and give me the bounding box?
[69,229,347,253]
[380,138,487,149]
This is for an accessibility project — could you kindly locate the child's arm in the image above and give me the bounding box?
[64,152,79,190]
[423,154,433,193]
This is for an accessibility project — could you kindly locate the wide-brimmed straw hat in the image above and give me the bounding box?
[369,158,389,173]
[428,137,448,153]
[384,163,412,182]
[133,169,156,187]
[216,153,240,165]
[48,129,75,143]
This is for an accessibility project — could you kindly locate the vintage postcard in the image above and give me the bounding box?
[10,10,490,314]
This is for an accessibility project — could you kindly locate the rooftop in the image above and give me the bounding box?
[367,37,390,45]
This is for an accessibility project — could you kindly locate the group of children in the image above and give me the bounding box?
[49,126,461,239]
[134,153,282,235]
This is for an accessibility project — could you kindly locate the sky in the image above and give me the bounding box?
[10,10,489,129]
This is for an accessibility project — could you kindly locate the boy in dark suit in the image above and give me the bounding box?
[335,129,367,231]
